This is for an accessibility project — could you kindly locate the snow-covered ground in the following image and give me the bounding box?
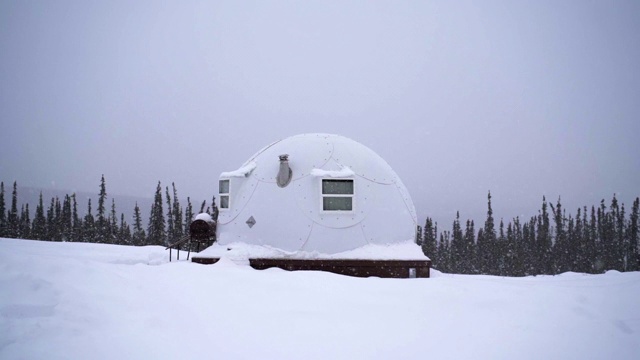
[1,238,639,360]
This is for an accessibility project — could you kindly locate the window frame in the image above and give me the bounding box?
[320,178,355,213]
[219,178,230,210]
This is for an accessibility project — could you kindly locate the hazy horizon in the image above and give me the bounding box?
[2,1,639,227]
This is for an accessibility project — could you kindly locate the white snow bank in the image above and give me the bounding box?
[194,213,213,222]
[196,240,428,262]
[220,161,256,177]
[310,166,355,178]
[1,238,639,360]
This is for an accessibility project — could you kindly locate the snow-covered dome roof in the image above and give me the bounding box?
[216,133,419,256]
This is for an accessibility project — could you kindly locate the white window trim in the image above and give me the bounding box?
[219,178,230,210]
[320,178,355,213]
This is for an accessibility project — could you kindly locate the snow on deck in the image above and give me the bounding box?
[195,241,429,263]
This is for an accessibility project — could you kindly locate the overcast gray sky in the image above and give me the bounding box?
[1,0,639,226]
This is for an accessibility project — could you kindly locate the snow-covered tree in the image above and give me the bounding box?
[132,202,146,246]
[71,194,82,242]
[7,181,19,238]
[184,196,193,231]
[83,199,96,243]
[119,213,132,245]
[165,186,174,242]
[171,183,183,241]
[19,204,31,239]
[147,182,166,246]
[31,192,47,240]
[96,175,109,243]
[628,198,639,271]
[0,182,6,237]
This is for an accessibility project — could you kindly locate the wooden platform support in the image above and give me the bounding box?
[190,257,431,278]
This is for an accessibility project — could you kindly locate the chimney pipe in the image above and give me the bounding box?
[276,154,292,188]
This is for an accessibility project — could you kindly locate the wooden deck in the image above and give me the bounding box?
[191,257,431,278]
[190,257,220,265]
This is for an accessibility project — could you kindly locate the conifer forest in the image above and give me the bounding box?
[1,177,638,276]
[0,176,217,250]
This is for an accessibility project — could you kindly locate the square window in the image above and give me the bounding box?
[323,197,352,211]
[219,179,230,209]
[219,179,230,194]
[321,179,353,212]
[220,195,229,209]
[322,179,354,195]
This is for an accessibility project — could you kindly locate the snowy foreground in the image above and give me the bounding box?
[1,239,639,360]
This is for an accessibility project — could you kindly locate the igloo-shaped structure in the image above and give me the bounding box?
[194,133,430,278]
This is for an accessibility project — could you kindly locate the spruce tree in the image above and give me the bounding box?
[597,199,615,272]
[210,195,219,220]
[184,197,194,230]
[61,195,72,242]
[614,197,626,271]
[437,231,452,273]
[608,195,624,270]
[31,192,47,240]
[581,206,597,273]
[165,186,174,242]
[475,228,484,273]
[7,181,19,238]
[462,220,476,274]
[209,195,219,241]
[109,199,118,244]
[565,214,578,271]
[551,197,568,274]
[171,183,183,240]
[536,196,552,274]
[421,217,437,261]
[83,199,96,243]
[46,197,56,241]
[450,211,464,274]
[147,182,166,246]
[511,217,525,276]
[477,191,497,275]
[54,197,62,241]
[0,182,6,237]
[19,204,31,239]
[590,205,602,273]
[504,221,516,276]
[96,175,108,243]
[628,198,639,271]
[574,207,587,273]
[132,202,146,246]
[521,218,536,275]
[496,219,507,275]
[119,213,132,245]
[71,194,82,242]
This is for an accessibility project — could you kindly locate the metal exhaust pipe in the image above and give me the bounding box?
[276,154,292,188]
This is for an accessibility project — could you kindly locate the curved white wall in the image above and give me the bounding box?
[217,133,417,254]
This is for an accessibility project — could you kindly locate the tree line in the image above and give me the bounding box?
[2,178,638,275]
[0,176,218,247]
[418,192,640,275]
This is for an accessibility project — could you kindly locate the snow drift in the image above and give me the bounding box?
[1,238,639,359]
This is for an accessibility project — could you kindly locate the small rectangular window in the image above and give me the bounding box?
[322,179,354,195]
[322,179,353,211]
[323,197,352,211]
[219,179,230,209]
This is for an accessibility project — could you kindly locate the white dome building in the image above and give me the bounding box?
[194,133,431,278]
